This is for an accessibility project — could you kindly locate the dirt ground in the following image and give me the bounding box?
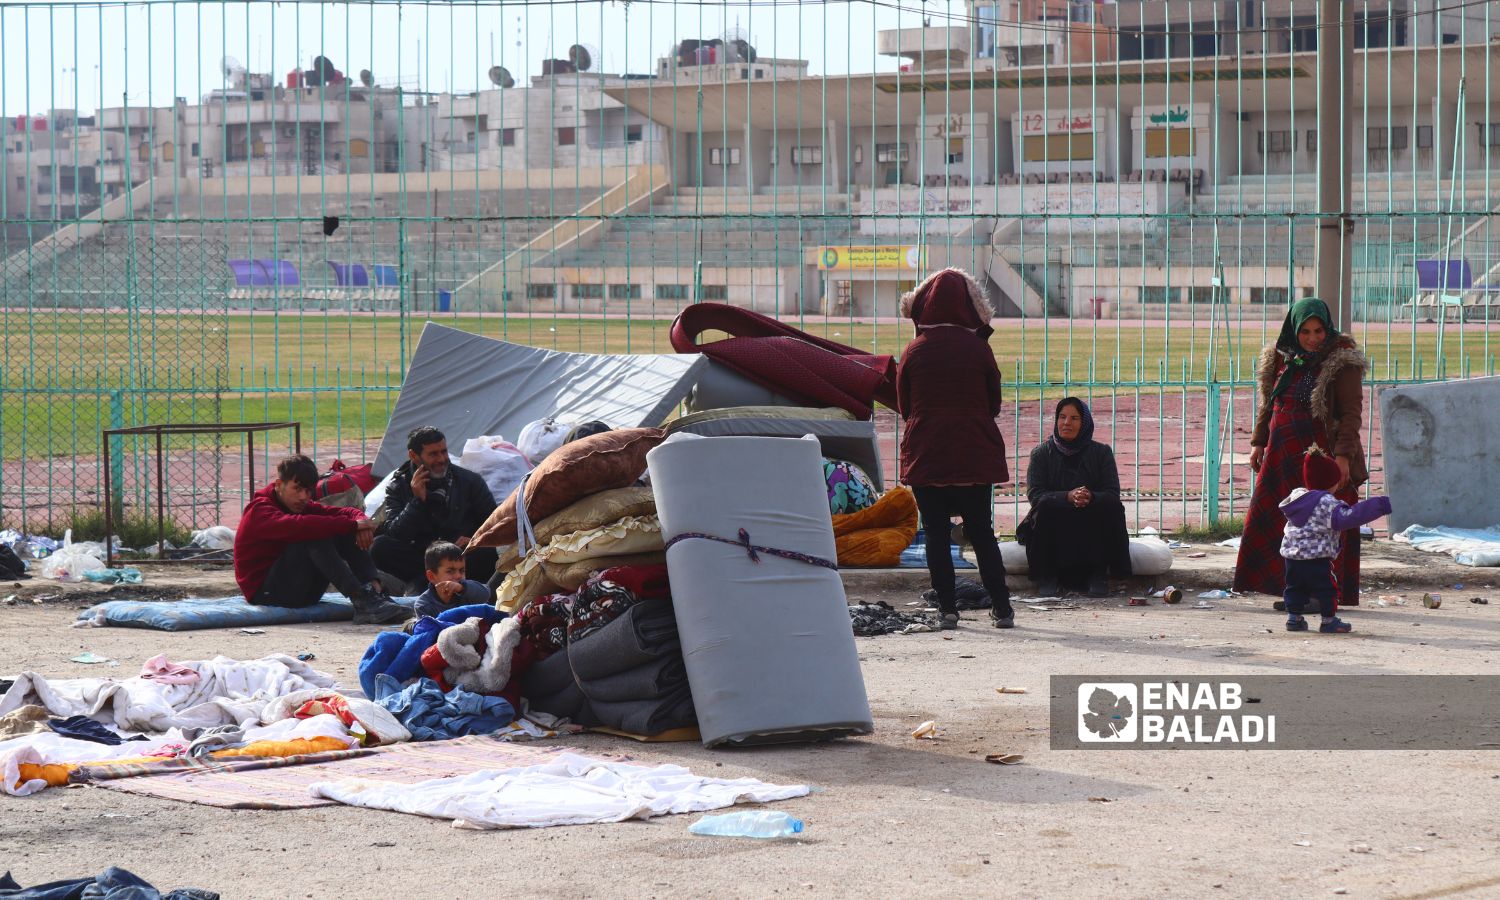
[2,543,1499,899]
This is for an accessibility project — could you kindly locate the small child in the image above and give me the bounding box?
[1278,446,1392,634]
[411,541,492,620]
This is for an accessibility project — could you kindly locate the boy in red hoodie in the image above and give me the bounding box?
[234,455,408,625]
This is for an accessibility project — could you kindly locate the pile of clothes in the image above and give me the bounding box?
[358,604,548,740]
[848,601,937,636]
[519,564,697,739]
[0,654,404,796]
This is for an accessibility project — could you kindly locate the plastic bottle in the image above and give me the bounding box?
[688,810,805,839]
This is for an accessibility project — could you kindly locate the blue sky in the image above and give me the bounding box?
[2,0,928,116]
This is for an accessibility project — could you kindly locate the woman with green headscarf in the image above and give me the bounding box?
[1235,297,1369,607]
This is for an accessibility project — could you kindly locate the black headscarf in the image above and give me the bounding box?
[1050,397,1095,457]
[1268,297,1341,404]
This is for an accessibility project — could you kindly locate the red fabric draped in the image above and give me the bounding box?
[669,303,897,418]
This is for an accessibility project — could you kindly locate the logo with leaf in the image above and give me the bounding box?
[1081,686,1135,739]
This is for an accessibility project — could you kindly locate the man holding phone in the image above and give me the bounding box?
[372,425,498,592]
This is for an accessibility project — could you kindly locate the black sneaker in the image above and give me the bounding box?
[939,613,959,630]
[352,588,409,626]
[990,610,1015,629]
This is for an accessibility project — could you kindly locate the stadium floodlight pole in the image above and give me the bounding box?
[1316,0,1354,328]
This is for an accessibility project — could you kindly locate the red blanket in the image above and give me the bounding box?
[670,304,896,418]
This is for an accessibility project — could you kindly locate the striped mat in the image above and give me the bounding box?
[94,736,587,810]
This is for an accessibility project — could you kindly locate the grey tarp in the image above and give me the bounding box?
[373,323,707,474]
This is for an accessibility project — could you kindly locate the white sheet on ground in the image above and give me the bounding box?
[0,654,336,733]
[1,714,358,796]
[308,752,809,829]
[1395,524,1500,567]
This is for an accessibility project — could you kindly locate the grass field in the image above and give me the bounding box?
[4,311,1498,461]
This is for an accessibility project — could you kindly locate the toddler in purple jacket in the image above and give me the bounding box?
[1279,447,1392,634]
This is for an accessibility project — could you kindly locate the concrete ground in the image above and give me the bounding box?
[2,541,1497,899]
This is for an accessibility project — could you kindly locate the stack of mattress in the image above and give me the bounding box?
[647,433,873,747]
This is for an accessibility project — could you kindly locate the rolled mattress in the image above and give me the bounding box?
[647,433,873,747]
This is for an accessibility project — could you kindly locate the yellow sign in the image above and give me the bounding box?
[817,246,925,271]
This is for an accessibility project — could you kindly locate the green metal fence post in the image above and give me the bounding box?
[1205,382,1222,526]
[108,389,125,516]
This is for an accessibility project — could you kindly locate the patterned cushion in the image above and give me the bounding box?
[824,458,877,516]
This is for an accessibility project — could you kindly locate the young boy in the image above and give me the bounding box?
[411,541,492,620]
[1279,446,1392,634]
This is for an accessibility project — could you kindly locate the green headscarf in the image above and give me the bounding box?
[1268,296,1340,403]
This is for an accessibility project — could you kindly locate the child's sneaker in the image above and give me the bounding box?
[1285,615,1308,632]
[1319,616,1353,634]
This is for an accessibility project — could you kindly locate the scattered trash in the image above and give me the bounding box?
[1,595,14,606]
[1423,593,1443,609]
[1293,840,1313,847]
[1167,540,1187,549]
[1454,583,1465,590]
[1086,796,1113,802]
[239,628,266,635]
[1333,889,1348,895]
[995,687,1028,695]
[371,841,397,849]
[689,810,804,839]
[1139,527,1160,536]
[1021,599,1081,610]
[1156,586,1183,604]
[985,754,1024,765]
[911,720,939,739]
[1370,599,1388,608]
[37,531,108,582]
[956,654,975,659]
[296,652,316,661]
[70,651,111,664]
[82,567,143,585]
[1186,552,1207,559]
[1472,597,1489,605]
[189,525,236,550]
[1349,844,1373,854]
[1217,536,1243,549]
[1194,601,1215,609]
[1129,597,1150,606]
[1198,590,1233,599]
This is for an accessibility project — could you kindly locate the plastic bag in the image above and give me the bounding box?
[37,530,108,582]
[459,435,534,503]
[516,417,572,466]
[190,525,236,550]
[83,567,143,585]
[364,470,396,518]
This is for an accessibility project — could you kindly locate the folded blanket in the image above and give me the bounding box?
[567,599,681,682]
[585,683,696,736]
[519,646,577,700]
[574,655,688,704]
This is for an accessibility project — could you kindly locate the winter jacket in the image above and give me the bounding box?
[896,268,1010,487]
[412,578,493,619]
[1279,488,1392,560]
[233,482,365,599]
[1253,336,1369,488]
[1024,440,1122,510]
[380,462,497,545]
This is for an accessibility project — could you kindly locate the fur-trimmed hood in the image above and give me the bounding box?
[1255,335,1366,427]
[900,268,994,338]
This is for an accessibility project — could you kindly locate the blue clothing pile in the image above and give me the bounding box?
[371,675,515,742]
[357,604,503,699]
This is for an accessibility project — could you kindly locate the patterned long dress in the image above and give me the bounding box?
[1234,366,1362,606]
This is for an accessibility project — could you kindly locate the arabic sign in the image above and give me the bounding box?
[1018,110,1099,135]
[817,246,925,271]
[1136,104,1207,129]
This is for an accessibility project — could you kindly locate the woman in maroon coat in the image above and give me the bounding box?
[897,268,1014,630]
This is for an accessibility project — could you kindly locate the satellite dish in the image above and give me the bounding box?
[488,65,515,88]
[359,69,374,87]
[307,55,338,87]
[567,44,594,72]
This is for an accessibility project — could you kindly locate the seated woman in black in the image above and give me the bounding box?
[1018,397,1132,597]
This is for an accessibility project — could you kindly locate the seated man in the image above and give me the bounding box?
[234,455,409,625]
[372,425,498,592]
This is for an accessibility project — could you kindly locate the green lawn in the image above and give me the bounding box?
[3,311,1497,460]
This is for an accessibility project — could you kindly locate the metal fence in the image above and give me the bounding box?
[3,0,1498,540]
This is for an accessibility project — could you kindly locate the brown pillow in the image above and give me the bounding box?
[469,427,666,550]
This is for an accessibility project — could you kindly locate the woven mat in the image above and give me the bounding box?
[94,735,596,810]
